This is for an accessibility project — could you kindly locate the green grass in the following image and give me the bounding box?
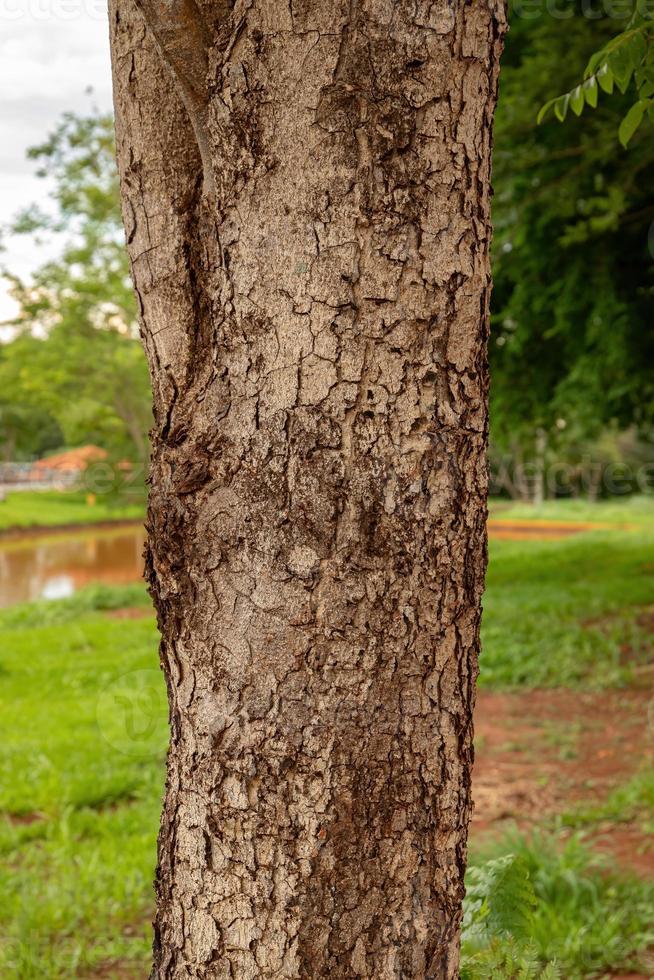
[0,589,163,978]
[563,768,654,833]
[0,491,144,533]
[1,499,654,975]
[488,494,654,526]
[482,507,654,687]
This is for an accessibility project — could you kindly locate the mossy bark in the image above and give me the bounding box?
[110,1,506,975]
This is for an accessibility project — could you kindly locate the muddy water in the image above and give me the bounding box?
[0,518,594,609]
[0,525,147,608]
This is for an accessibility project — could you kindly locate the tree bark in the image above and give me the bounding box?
[109,1,506,976]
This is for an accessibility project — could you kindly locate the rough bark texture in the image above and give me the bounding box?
[109,1,506,976]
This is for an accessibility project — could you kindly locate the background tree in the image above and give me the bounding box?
[490,0,654,489]
[0,392,62,462]
[0,112,150,466]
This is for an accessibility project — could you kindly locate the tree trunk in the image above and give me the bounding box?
[109,2,506,976]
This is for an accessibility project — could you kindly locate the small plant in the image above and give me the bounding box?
[462,854,559,979]
[462,833,654,979]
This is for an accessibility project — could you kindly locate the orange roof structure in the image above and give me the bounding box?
[31,446,108,474]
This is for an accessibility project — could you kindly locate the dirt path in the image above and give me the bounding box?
[472,686,654,876]
[487,518,617,540]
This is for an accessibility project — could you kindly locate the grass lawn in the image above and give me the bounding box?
[0,491,144,534]
[0,500,653,976]
[0,487,646,533]
[0,585,162,978]
[483,531,654,687]
[489,493,654,526]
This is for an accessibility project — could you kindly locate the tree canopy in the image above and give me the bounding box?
[1,6,652,495]
[491,0,654,472]
[0,112,148,464]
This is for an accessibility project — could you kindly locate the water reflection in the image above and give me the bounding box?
[0,520,590,609]
[0,526,146,608]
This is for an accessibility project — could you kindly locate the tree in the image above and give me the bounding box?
[0,389,62,461]
[490,2,654,479]
[110,2,506,975]
[1,112,151,466]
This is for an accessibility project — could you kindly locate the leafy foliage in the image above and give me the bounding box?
[462,936,560,980]
[538,4,654,146]
[462,853,560,978]
[491,3,654,467]
[462,832,654,979]
[0,111,150,465]
[464,854,538,944]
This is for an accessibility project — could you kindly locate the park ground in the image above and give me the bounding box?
[0,495,653,978]
[0,491,143,535]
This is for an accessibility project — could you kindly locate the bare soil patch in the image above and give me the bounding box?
[473,687,654,876]
[3,810,44,826]
[487,518,614,540]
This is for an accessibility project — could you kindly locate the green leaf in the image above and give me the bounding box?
[616,70,635,95]
[554,94,571,123]
[618,100,647,147]
[570,86,585,116]
[537,99,555,125]
[609,51,634,93]
[634,61,654,89]
[583,77,599,108]
[585,49,605,78]
[630,31,648,65]
[597,64,614,94]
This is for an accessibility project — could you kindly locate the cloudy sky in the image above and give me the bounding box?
[0,0,113,321]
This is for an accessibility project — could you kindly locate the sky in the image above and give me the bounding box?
[0,0,114,323]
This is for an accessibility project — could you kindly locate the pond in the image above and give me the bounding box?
[0,524,146,608]
[0,518,592,609]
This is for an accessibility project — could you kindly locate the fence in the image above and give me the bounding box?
[0,462,79,492]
